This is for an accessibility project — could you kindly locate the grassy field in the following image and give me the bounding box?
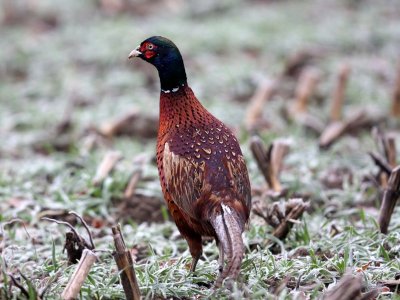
[1,0,400,299]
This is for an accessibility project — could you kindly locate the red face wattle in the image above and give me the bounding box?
[140,42,157,60]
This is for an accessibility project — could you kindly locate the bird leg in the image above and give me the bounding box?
[216,240,224,274]
[190,256,200,273]
[168,201,203,273]
[185,234,203,273]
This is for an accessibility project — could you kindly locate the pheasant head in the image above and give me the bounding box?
[129,36,187,91]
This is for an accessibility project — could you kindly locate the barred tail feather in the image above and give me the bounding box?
[210,203,245,287]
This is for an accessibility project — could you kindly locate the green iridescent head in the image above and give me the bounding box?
[129,36,187,91]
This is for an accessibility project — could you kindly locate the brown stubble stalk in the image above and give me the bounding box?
[42,212,95,265]
[253,198,309,241]
[316,63,389,149]
[250,136,290,194]
[386,135,397,168]
[319,110,367,149]
[369,127,397,187]
[292,67,320,114]
[318,64,352,149]
[391,63,400,117]
[368,152,392,176]
[92,150,122,186]
[244,79,276,132]
[270,140,290,177]
[61,249,98,300]
[323,270,378,300]
[250,136,278,191]
[270,198,309,240]
[378,166,400,234]
[112,224,141,300]
[98,109,158,139]
[282,49,317,78]
[124,154,147,198]
[330,64,351,122]
[124,170,143,199]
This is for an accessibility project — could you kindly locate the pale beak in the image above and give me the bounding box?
[128,46,142,59]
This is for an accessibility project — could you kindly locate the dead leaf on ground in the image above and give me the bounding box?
[114,194,168,223]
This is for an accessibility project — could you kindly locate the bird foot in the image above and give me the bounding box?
[189,254,203,273]
[214,275,235,289]
[218,265,223,274]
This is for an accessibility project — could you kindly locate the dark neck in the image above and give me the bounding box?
[156,57,187,91]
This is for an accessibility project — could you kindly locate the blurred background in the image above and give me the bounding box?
[1,0,399,155]
[1,0,400,298]
[1,0,399,192]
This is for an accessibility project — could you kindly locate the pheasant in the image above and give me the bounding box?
[128,36,251,286]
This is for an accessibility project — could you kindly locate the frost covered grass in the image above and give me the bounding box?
[1,0,400,298]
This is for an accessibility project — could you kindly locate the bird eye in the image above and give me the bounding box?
[147,44,154,50]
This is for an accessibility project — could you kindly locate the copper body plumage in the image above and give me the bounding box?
[129,36,251,286]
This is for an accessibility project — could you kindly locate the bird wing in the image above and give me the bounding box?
[162,142,205,219]
[162,142,251,220]
[223,153,252,214]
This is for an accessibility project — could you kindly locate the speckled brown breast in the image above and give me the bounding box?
[156,85,251,230]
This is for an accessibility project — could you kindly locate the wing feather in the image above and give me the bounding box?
[162,142,251,220]
[163,143,204,219]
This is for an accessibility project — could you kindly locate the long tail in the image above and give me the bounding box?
[210,203,245,287]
